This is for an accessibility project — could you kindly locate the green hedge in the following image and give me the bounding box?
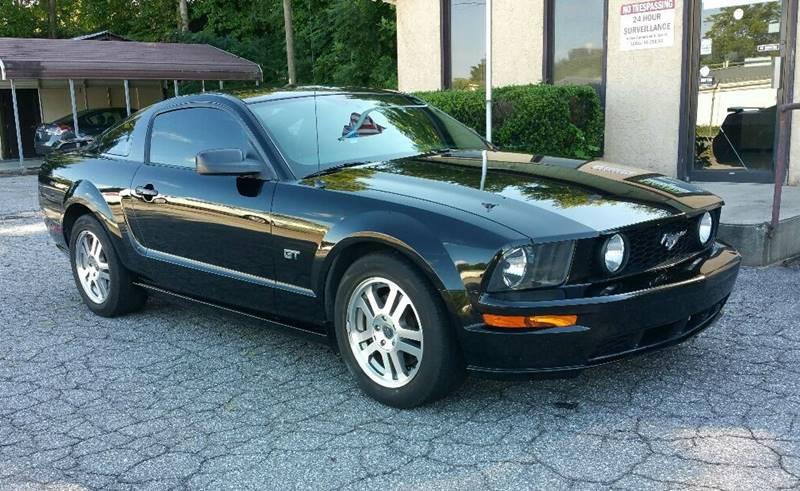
[414,84,604,160]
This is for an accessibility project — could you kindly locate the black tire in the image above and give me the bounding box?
[335,252,465,408]
[69,214,147,317]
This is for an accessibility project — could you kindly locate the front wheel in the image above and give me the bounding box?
[335,252,464,408]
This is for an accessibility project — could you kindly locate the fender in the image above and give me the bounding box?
[61,179,145,273]
[315,210,480,328]
[63,180,118,239]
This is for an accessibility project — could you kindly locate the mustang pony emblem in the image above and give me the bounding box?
[660,230,687,251]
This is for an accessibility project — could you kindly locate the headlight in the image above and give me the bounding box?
[698,211,713,245]
[487,241,574,292]
[602,233,626,273]
[498,247,528,289]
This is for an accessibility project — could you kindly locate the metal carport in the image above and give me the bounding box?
[0,37,263,165]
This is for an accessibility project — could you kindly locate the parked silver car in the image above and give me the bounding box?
[34,108,130,155]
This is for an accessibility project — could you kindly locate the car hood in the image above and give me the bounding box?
[311,152,722,241]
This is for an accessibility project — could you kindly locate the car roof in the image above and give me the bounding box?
[231,86,407,105]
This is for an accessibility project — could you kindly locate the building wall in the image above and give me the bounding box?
[396,0,442,92]
[602,0,685,177]
[492,0,544,87]
[396,0,545,92]
[393,1,800,184]
[39,88,73,122]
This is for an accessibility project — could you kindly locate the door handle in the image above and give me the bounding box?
[135,184,159,201]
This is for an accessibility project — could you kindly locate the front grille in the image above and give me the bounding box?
[626,219,698,272]
[568,210,718,283]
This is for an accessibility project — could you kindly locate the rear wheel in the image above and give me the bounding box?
[69,214,146,317]
[335,252,464,408]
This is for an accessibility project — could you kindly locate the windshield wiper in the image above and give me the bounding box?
[303,161,373,179]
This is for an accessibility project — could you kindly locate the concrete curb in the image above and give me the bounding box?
[718,215,800,266]
[0,168,40,177]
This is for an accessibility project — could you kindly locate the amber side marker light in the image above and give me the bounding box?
[482,314,578,329]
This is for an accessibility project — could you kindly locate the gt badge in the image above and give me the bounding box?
[660,230,686,251]
[283,249,300,260]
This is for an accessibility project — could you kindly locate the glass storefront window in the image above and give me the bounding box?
[549,0,605,92]
[692,0,783,179]
[448,0,486,90]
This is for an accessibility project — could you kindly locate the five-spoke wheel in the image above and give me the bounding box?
[69,214,146,317]
[74,230,111,304]
[346,277,423,388]
[336,252,464,408]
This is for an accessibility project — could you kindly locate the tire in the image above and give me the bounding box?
[69,214,147,317]
[335,252,465,408]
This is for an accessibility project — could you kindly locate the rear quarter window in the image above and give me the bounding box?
[94,114,140,157]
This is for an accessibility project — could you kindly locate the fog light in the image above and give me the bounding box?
[603,233,626,273]
[698,211,713,245]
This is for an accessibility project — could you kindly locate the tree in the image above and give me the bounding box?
[283,0,296,85]
[48,0,56,38]
[704,4,781,65]
[178,0,189,32]
[0,0,399,88]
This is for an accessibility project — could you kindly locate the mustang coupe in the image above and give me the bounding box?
[39,88,741,408]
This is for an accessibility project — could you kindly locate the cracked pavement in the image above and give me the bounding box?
[1,174,799,490]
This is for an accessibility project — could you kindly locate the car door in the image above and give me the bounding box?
[127,105,277,312]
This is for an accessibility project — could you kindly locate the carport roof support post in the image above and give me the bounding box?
[174,80,179,97]
[123,80,131,117]
[68,79,80,138]
[9,79,24,166]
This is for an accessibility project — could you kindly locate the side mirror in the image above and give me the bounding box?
[196,148,263,175]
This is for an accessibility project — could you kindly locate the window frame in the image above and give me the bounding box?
[440,0,487,90]
[543,0,609,106]
[441,0,451,89]
[144,103,271,175]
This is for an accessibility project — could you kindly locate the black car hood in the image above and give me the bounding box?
[313,152,721,241]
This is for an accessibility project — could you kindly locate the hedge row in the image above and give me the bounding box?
[414,84,604,160]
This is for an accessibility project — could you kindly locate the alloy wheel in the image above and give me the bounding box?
[74,230,111,304]
[346,277,423,388]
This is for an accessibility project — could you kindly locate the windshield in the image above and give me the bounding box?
[249,93,488,177]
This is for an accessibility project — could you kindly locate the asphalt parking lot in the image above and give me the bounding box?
[1,174,799,490]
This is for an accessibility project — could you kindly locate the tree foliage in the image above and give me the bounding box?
[704,4,781,65]
[0,0,398,88]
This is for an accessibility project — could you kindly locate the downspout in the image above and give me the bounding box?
[0,57,6,80]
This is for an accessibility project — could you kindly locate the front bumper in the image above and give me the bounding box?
[462,242,741,377]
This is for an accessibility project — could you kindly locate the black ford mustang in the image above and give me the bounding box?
[39,88,741,408]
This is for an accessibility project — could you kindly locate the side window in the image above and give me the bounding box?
[95,114,140,157]
[148,107,253,168]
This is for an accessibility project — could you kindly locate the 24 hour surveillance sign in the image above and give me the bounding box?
[620,0,675,51]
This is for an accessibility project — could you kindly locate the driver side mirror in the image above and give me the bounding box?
[196,148,263,175]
